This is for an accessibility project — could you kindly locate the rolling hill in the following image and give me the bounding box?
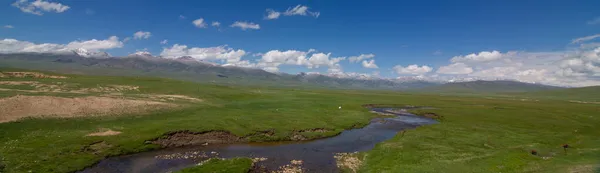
[416,80,562,93]
[519,86,600,102]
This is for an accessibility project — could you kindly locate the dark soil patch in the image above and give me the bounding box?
[83,141,112,155]
[248,164,271,173]
[290,128,334,141]
[296,128,331,133]
[150,130,244,148]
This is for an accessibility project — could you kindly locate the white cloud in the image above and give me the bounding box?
[265,9,281,20]
[159,44,246,64]
[587,17,600,25]
[192,18,207,28]
[433,50,442,55]
[257,50,308,71]
[393,64,432,75]
[123,37,131,42]
[572,34,600,44]
[348,54,375,63]
[12,0,70,15]
[265,5,320,20]
[254,49,348,72]
[179,15,186,19]
[361,59,378,69]
[160,39,168,45]
[284,5,320,18]
[558,47,600,77]
[230,21,260,30]
[133,31,152,40]
[0,36,123,54]
[430,49,600,87]
[4,25,14,29]
[437,63,474,75]
[65,36,124,51]
[211,21,221,27]
[450,50,505,63]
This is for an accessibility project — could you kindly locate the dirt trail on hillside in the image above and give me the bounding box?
[0,95,173,123]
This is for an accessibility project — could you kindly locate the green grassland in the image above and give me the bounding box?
[0,69,599,173]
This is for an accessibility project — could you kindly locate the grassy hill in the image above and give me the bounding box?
[518,86,600,102]
[416,80,562,94]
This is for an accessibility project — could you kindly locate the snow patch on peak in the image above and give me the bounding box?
[133,51,153,57]
[72,48,110,58]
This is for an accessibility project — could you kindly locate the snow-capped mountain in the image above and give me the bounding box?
[126,51,162,60]
[175,56,218,66]
[72,48,111,58]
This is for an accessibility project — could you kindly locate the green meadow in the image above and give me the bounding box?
[0,69,598,173]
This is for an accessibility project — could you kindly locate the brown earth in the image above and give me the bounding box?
[0,81,139,93]
[0,95,173,123]
[0,72,67,79]
[150,130,244,148]
[290,128,333,141]
[83,141,112,155]
[86,129,122,136]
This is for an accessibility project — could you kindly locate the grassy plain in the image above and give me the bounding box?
[0,69,599,173]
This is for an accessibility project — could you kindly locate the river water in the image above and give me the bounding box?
[81,107,437,173]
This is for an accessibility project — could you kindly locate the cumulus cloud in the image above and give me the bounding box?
[64,36,124,51]
[361,59,378,69]
[4,25,14,29]
[265,9,281,20]
[393,64,432,75]
[348,54,375,63]
[254,49,348,72]
[230,21,260,30]
[211,21,221,27]
[430,48,600,87]
[437,63,474,75]
[0,36,123,54]
[265,5,320,20]
[192,18,207,28]
[160,39,168,45]
[159,44,246,64]
[133,31,151,40]
[450,50,506,63]
[558,47,600,77]
[572,34,600,44]
[12,0,70,15]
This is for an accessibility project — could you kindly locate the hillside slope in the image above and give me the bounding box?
[416,80,562,93]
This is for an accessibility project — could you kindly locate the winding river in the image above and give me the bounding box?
[81,107,437,173]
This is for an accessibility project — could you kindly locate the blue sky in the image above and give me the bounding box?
[2,0,600,86]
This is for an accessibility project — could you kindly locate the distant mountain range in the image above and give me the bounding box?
[0,52,566,92]
[415,80,562,93]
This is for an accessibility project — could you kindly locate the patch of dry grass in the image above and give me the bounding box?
[0,95,173,123]
[0,72,67,79]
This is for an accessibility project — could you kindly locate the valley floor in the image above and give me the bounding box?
[0,70,599,173]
